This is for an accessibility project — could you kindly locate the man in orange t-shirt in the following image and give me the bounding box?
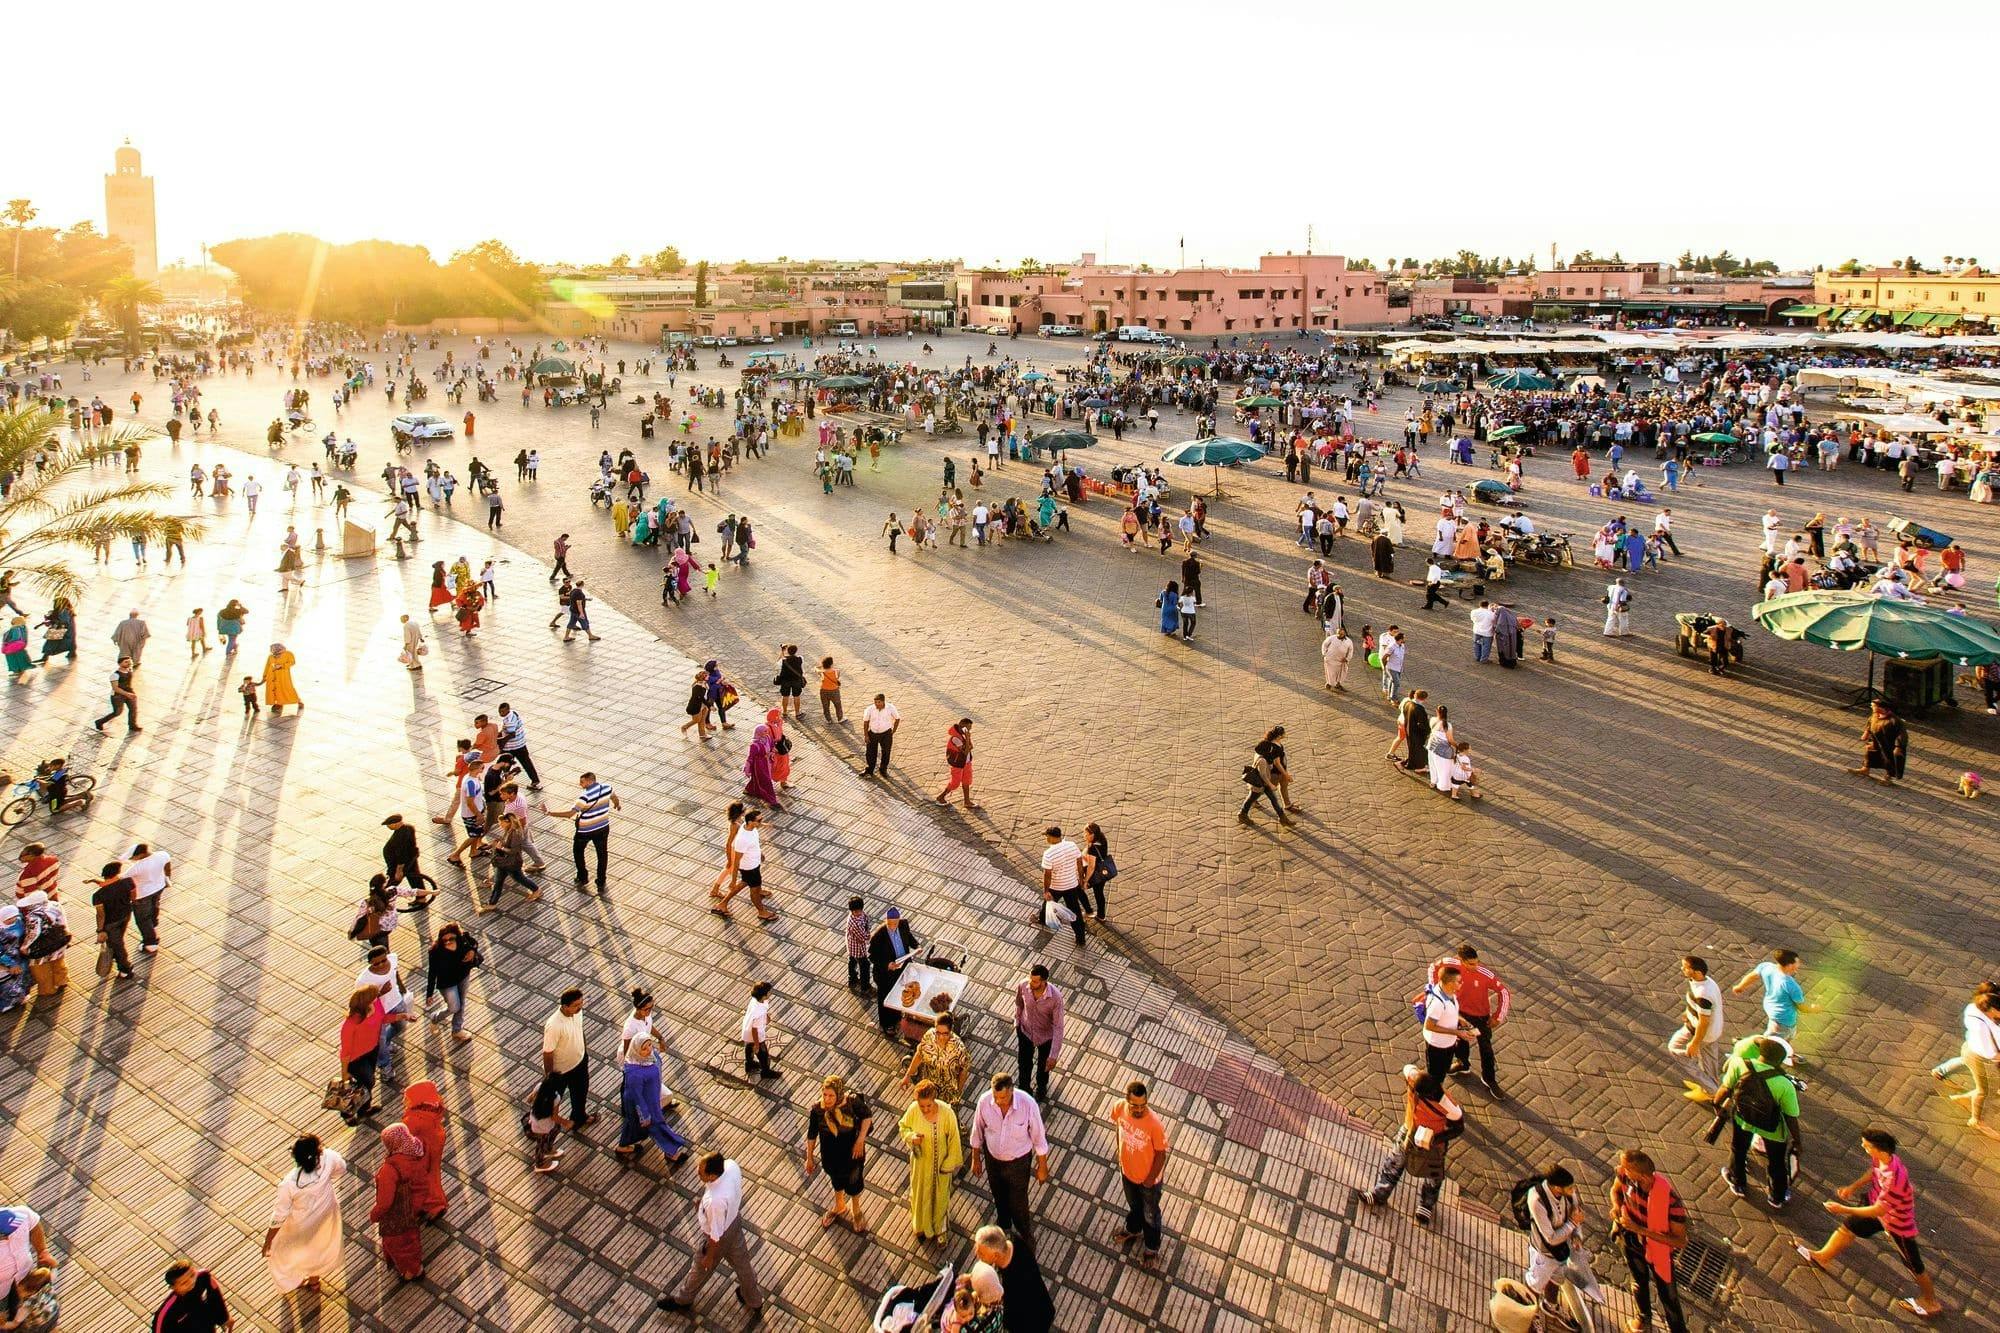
[1110,1080,1170,1263]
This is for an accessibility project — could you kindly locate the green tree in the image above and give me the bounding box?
[5,200,35,279]
[1676,249,1695,269]
[0,281,82,346]
[1835,258,1864,275]
[99,275,162,351]
[609,253,630,270]
[0,404,198,602]
[1900,255,1924,274]
[644,246,683,273]
[693,260,709,308]
[444,240,541,319]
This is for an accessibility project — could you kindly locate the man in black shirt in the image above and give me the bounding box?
[973,1225,1053,1333]
[94,657,140,733]
[91,861,136,978]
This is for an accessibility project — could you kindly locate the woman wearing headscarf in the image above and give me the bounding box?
[427,561,452,614]
[35,598,76,664]
[369,1124,427,1280]
[400,1081,449,1222]
[1854,700,1908,784]
[449,556,474,597]
[1383,501,1406,548]
[805,1074,873,1233]
[902,1010,970,1102]
[259,644,301,716]
[897,1079,962,1243]
[0,903,28,1012]
[743,725,782,812]
[1490,604,1522,669]
[3,615,33,680]
[764,709,793,793]
[612,1016,692,1160]
[1371,531,1395,579]
[1155,580,1180,636]
[453,583,483,638]
[263,1134,346,1293]
[151,1260,232,1332]
[16,891,68,997]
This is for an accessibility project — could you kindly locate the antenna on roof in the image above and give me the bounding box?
[1307,224,1314,256]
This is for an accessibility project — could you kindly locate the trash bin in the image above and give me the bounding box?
[1882,655,1953,711]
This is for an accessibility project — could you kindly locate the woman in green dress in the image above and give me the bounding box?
[897,1080,962,1243]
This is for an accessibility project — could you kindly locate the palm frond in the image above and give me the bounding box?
[1,559,89,607]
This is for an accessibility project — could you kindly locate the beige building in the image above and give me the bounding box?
[1808,266,1997,326]
[104,140,158,280]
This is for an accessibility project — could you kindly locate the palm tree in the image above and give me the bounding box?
[4,199,34,279]
[0,404,199,604]
[99,275,162,352]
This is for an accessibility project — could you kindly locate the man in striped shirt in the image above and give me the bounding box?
[545,772,620,894]
[14,844,60,901]
[1796,1129,1943,1318]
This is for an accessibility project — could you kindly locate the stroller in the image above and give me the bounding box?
[872,1264,954,1332]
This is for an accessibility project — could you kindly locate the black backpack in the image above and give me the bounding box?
[1508,1176,1543,1232]
[25,911,69,960]
[1731,1063,1788,1134]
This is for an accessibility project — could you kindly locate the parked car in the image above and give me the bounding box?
[390,413,454,444]
[1042,324,1083,337]
[756,334,775,344]
[695,335,719,347]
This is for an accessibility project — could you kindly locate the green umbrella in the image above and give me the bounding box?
[1168,355,1209,370]
[1234,394,1285,409]
[1753,590,2000,702]
[770,369,821,382]
[1487,370,1558,391]
[1691,431,1739,445]
[1032,429,1096,453]
[530,357,577,376]
[818,374,872,389]
[1161,436,1264,495]
[1488,424,1528,441]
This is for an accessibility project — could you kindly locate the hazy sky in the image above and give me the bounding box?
[12,0,1996,274]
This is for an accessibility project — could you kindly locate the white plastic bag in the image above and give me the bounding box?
[1043,899,1076,929]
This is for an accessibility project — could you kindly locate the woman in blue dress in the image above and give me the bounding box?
[1156,580,1181,636]
[0,902,30,1012]
[36,598,75,664]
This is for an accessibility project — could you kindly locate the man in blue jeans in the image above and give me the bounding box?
[1110,1081,1170,1264]
[1014,965,1065,1102]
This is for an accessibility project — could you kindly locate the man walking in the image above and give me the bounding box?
[1436,944,1509,1097]
[1609,1148,1689,1333]
[1603,577,1632,636]
[1109,1080,1169,1265]
[1039,827,1088,946]
[933,719,977,810]
[1669,955,1725,1100]
[121,841,171,955]
[541,988,594,1129]
[1014,964,1066,1102]
[1717,1035,1801,1207]
[496,702,542,789]
[94,656,140,733]
[1793,1129,1944,1318]
[972,1227,1053,1333]
[1732,948,1819,1059]
[970,1073,1050,1240]
[1470,600,1495,663]
[860,692,900,777]
[111,609,150,667]
[655,1154,764,1318]
[1379,627,1406,703]
[544,772,619,893]
[1418,964,1480,1083]
[550,533,572,583]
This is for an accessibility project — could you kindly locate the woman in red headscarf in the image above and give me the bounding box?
[401,1081,449,1222]
[369,1123,427,1279]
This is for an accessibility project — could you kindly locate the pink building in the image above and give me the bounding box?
[956,252,1390,335]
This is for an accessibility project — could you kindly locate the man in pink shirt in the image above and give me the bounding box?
[1795,1128,1943,1317]
[1431,943,1511,1099]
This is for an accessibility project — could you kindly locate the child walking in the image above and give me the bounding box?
[741,980,778,1079]
[240,676,261,715]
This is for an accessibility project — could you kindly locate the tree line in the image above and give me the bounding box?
[2,198,139,344]
[209,235,547,326]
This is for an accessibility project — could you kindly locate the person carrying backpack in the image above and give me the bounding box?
[1717,1034,1802,1207]
[1516,1164,1606,1308]
[1361,1065,1462,1225]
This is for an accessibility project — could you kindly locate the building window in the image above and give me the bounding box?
[1566,287,1576,297]
[1224,319,1234,331]
[1237,289,1263,300]
[1252,318,1264,329]
[1316,289,1325,299]
[1979,292,1987,302]
[1180,319,1192,330]
[1949,291,1958,302]
[1546,286,1558,297]
[1155,319,1166,329]
[1886,290,1895,300]
[1312,315,1326,325]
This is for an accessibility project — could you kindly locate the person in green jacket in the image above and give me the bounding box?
[1718,1035,1801,1207]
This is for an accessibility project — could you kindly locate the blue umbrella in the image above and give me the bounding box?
[1019,371,1048,382]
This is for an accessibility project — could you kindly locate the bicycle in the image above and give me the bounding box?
[0,758,96,826]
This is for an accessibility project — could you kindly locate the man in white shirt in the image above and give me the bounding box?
[1039,826,1086,940]
[861,693,901,778]
[122,841,171,954]
[1470,601,1496,664]
[1653,508,1680,557]
[1423,559,1448,611]
[656,1154,763,1314]
[1760,509,1782,555]
[357,946,409,1065]
[724,809,773,920]
[1933,990,2000,1128]
[1669,954,1726,1098]
[1421,965,1479,1082]
[542,988,593,1126]
[970,1073,1051,1239]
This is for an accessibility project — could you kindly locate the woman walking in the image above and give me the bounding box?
[338,986,405,1122]
[903,1011,970,1102]
[1083,823,1116,922]
[4,615,35,680]
[775,646,806,718]
[259,643,302,716]
[898,1079,962,1243]
[185,608,210,659]
[427,562,452,615]
[805,1074,873,1233]
[616,1027,691,1167]
[765,709,794,792]
[0,903,29,1012]
[1155,580,1181,637]
[424,922,479,1042]
[369,1124,428,1280]
[36,597,76,663]
[679,668,713,741]
[17,890,68,997]
[401,1080,449,1222]
[707,801,748,914]
[213,599,246,655]
[1853,700,1908,784]
[743,724,783,812]
[263,1135,346,1294]
[453,583,483,638]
